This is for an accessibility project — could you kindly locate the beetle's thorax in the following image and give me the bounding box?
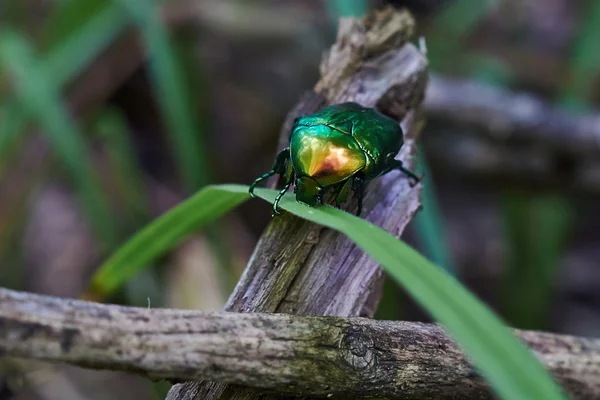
[290,124,366,187]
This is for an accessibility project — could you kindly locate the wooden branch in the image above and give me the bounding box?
[169,7,429,399]
[423,74,600,193]
[1,288,599,399]
[425,74,600,156]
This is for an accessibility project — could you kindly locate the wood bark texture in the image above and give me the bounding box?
[424,74,600,194]
[426,74,600,156]
[169,6,428,399]
[1,288,599,399]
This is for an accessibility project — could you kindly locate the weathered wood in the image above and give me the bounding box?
[1,288,599,399]
[426,73,600,156]
[168,7,429,399]
[424,73,600,194]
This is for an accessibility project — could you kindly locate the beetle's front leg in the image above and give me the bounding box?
[272,160,295,216]
[390,160,420,187]
[249,148,290,197]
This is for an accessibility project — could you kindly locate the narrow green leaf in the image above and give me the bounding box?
[0,31,119,248]
[95,108,151,226]
[426,0,497,69]
[44,1,129,86]
[0,103,25,172]
[42,0,111,52]
[257,188,565,400]
[93,184,566,400]
[501,191,573,329]
[560,0,600,109]
[115,0,236,291]
[0,2,129,171]
[91,185,250,294]
[116,0,209,191]
[413,145,455,273]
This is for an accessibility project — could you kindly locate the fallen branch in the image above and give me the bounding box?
[425,74,600,156]
[1,288,599,399]
[422,73,600,193]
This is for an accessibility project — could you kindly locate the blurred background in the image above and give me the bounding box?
[1,0,600,398]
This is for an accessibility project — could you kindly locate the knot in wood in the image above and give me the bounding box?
[340,325,376,371]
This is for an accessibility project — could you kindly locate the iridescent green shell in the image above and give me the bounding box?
[290,102,404,183]
[249,102,415,216]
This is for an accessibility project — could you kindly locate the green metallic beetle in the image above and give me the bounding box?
[249,102,419,216]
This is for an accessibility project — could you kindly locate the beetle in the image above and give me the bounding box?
[249,102,419,216]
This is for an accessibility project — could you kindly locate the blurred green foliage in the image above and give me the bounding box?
[0,1,128,169]
[118,0,209,191]
[94,108,151,227]
[561,0,600,111]
[0,30,120,248]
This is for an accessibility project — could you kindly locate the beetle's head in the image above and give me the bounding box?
[294,176,323,207]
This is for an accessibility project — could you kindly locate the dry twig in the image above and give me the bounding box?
[1,288,599,399]
[424,74,600,193]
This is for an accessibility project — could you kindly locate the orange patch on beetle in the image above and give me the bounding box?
[306,145,364,184]
[292,127,366,186]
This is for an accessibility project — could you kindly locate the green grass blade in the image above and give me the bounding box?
[44,1,129,86]
[257,189,565,400]
[116,0,209,191]
[0,2,129,170]
[95,108,151,226]
[413,145,455,273]
[42,0,110,51]
[501,191,573,329]
[560,0,600,110]
[0,102,25,172]
[92,184,565,400]
[90,185,249,295]
[496,0,585,330]
[115,0,237,291]
[426,0,497,70]
[0,30,119,248]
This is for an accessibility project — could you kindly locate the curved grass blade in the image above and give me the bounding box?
[115,0,237,291]
[95,108,151,227]
[0,30,119,248]
[0,2,129,172]
[413,145,455,273]
[560,0,600,110]
[44,1,129,86]
[92,183,565,400]
[501,191,573,330]
[90,185,250,296]
[115,0,209,191]
[255,188,566,400]
[42,0,112,52]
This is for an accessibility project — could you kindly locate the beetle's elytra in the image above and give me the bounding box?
[249,102,419,216]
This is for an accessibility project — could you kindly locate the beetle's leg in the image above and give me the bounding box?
[272,182,292,216]
[352,174,365,216]
[390,160,420,187]
[249,148,290,197]
[272,159,295,216]
[334,178,353,208]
